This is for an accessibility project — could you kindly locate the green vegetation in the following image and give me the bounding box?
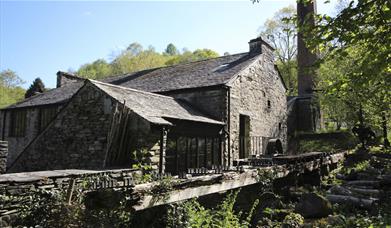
[260,5,297,96]
[25,77,46,98]
[0,69,25,108]
[74,43,219,80]
[297,132,358,153]
[307,0,390,146]
[166,191,258,228]
[259,0,390,145]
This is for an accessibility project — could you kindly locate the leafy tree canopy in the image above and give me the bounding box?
[259,5,297,95]
[164,43,179,56]
[25,77,46,98]
[0,69,25,108]
[75,43,220,79]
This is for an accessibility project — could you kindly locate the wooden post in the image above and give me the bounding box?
[204,137,207,167]
[66,179,76,205]
[219,137,223,166]
[159,127,168,174]
[195,137,199,168]
[185,138,189,171]
[175,137,179,174]
[211,138,215,165]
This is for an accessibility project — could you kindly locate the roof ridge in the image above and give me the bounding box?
[88,79,177,100]
[104,52,250,80]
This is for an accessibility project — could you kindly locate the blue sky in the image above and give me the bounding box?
[0,0,336,88]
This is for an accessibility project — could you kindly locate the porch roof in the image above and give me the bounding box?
[89,80,225,126]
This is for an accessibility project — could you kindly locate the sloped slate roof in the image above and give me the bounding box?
[1,52,259,110]
[103,52,258,92]
[2,81,84,110]
[90,80,224,126]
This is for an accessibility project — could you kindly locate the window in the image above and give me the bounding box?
[9,110,27,137]
[279,123,282,131]
[267,100,271,109]
[39,107,58,132]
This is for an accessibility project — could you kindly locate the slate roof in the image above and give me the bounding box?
[102,52,258,92]
[1,52,260,110]
[2,81,84,110]
[90,80,224,126]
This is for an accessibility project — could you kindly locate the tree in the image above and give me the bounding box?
[301,0,390,145]
[0,69,25,108]
[164,43,179,56]
[77,59,113,80]
[165,49,219,65]
[126,42,143,56]
[111,45,167,75]
[0,69,24,88]
[25,77,46,98]
[259,5,297,95]
[74,42,220,78]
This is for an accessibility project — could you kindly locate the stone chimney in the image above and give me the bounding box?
[293,0,320,132]
[56,71,83,88]
[249,37,274,55]
[297,0,318,96]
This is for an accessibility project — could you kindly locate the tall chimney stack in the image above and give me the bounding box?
[294,0,320,132]
[297,0,317,96]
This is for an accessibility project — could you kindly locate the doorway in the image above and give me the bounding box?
[239,115,250,159]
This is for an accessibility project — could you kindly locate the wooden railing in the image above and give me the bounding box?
[238,136,270,158]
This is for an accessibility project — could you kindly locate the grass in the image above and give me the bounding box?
[297,131,358,153]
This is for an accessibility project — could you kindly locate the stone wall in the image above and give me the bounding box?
[7,83,165,173]
[229,45,288,163]
[0,106,62,167]
[8,83,114,173]
[163,87,228,121]
[0,168,140,227]
[0,141,7,174]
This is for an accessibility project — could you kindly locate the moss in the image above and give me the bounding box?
[297,131,358,153]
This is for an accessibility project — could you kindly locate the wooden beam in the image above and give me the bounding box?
[195,138,199,168]
[175,137,179,174]
[159,127,168,174]
[204,137,207,167]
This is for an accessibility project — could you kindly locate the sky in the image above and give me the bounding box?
[0,0,337,88]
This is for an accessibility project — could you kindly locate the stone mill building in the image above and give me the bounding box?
[0,37,289,174]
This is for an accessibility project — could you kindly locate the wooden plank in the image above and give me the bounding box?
[175,137,179,174]
[204,137,207,167]
[195,137,199,168]
[211,138,215,165]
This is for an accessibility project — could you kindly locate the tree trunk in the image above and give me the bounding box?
[381,111,389,148]
[326,194,376,209]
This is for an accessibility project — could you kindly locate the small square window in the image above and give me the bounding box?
[267,100,271,109]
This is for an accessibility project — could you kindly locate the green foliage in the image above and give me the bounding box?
[7,181,134,227]
[77,59,113,80]
[260,5,297,95]
[0,69,25,108]
[76,43,220,79]
[297,132,358,153]
[256,168,277,191]
[165,43,179,56]
[299,0,391,139]
[167,190,258,228]
[282,212,304,228]
[25,77,46,98]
